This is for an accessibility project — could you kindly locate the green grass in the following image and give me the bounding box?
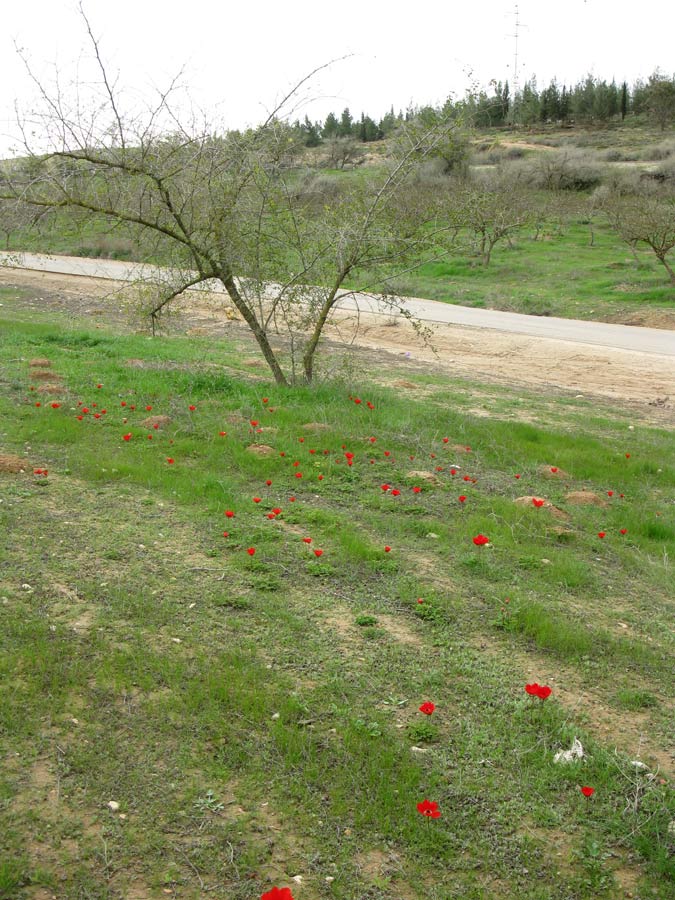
[0,292,673,898]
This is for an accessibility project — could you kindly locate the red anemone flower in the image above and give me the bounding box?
[384,545,392,553]
[123,433,132,441]
[597,531,606,539]
[189,405,196,411]
[472,534,489,546]
[581,786,595,798]
[246,547,256,556]
[261,887,295,900]
[419,702,435,715]
[532,498,545,508]
[253,497,262,503]
[313,548,323,557]
[417,799,441,818]
[166,458,174,464]
[458,495,467,503]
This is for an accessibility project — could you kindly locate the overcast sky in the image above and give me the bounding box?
[1,0,673,156]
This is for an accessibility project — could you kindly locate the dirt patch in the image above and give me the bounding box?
[29,369,61,382]
[540,465,570,479]
[405,470,440,484]
[377,614,424,647]
[0,454,30,473]
[302,422,331,431]
[247,444,277,457]
[141,414,172,429]
[565,491,609,508]
[29,358,52,368]
[514,496,570,520]
[36,384,63,395]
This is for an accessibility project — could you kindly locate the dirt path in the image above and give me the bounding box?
[1,267,674,422]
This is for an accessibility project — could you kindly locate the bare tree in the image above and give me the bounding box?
[603,193,675,285]
[322,137,366,170]
[0,10,458,386]
[448,182,532,266]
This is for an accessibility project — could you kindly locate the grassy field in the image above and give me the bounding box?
[0,284,674,899]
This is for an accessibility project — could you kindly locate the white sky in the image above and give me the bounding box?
[1,0,674,156]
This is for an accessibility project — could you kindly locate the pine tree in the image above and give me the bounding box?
[620,82,629,121]
[338,108,354,137]
[322,112,339,138]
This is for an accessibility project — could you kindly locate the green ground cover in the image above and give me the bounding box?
[0,289,673,898]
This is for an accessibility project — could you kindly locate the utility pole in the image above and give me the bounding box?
[507,4,525,126]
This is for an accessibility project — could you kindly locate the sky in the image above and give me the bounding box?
[1,0,674,156]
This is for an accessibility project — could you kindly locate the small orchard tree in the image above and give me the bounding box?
[603,193,675,284]
[645,73,675,132]
[0,10,460,386]
[448,181,532,266]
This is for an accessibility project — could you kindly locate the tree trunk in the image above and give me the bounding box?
[302,272,348,383]
[656,253,675,285]
[219,273,289,386]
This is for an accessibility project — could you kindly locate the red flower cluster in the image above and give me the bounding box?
[525,683,552,700]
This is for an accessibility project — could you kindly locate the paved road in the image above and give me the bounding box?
[2,251,674,358]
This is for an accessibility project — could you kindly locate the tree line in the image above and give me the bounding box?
[291,71,675,146]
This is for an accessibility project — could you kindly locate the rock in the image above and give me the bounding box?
[107,800,120,812]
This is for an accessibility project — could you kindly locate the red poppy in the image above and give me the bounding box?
[223,531,229,537]
[525,683,551,700]
[51,402,61,409]
[146,406,152,411]
[417,799,441,818]
[289,495,296,502]
[472,534,489,546]
[450,468,457,476]
[430,453,436,459]
[261,887,294,900]
[354,398,362,405]
[97,383,102,388]
[250,419,259,427]
[463,475,471,482]
[607,491,613,497]
[302,538,313,545]
[101,409,107,415]
[313,549,323,557]
[381,484,391,492]
[189,405,196,411]
[166,458,174,464]
[153,423,160,429]
[597,532,606,539]
[384,451,391,457]
[298,437,305,443]
[293,461,300,467]
[409,456,415,461]
[514,474,521,479]
[266,479,272,486]
[318,475,324,481]
[295,472,303,478]
[76,415,83,420]
[620,528,627,535]
[309,449,316,455]
[419,702,435,715]
[147,434,152,439]
[417,598,424,604]
[443,437,449,443]
[532,498,545,508]
[35,402,41,406]
[345,451,354,460]
[219,431,227,436]
[253,496,262,504]
[246,547,256,556]
[458,495,467,503]
[369,437,376,443]
[82,407,90,414]
[384,545,391,553]
[581,786,595,798]
[225,510,235,518]
[121,401,127,407]
[550,467,558,473]
[272,508,282,515]
[123,433,132,441]
[412,486,421,494]
[391,489,401,496]
[625,453,631,459]
[130,405,136,410]
[366,402,375,409]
